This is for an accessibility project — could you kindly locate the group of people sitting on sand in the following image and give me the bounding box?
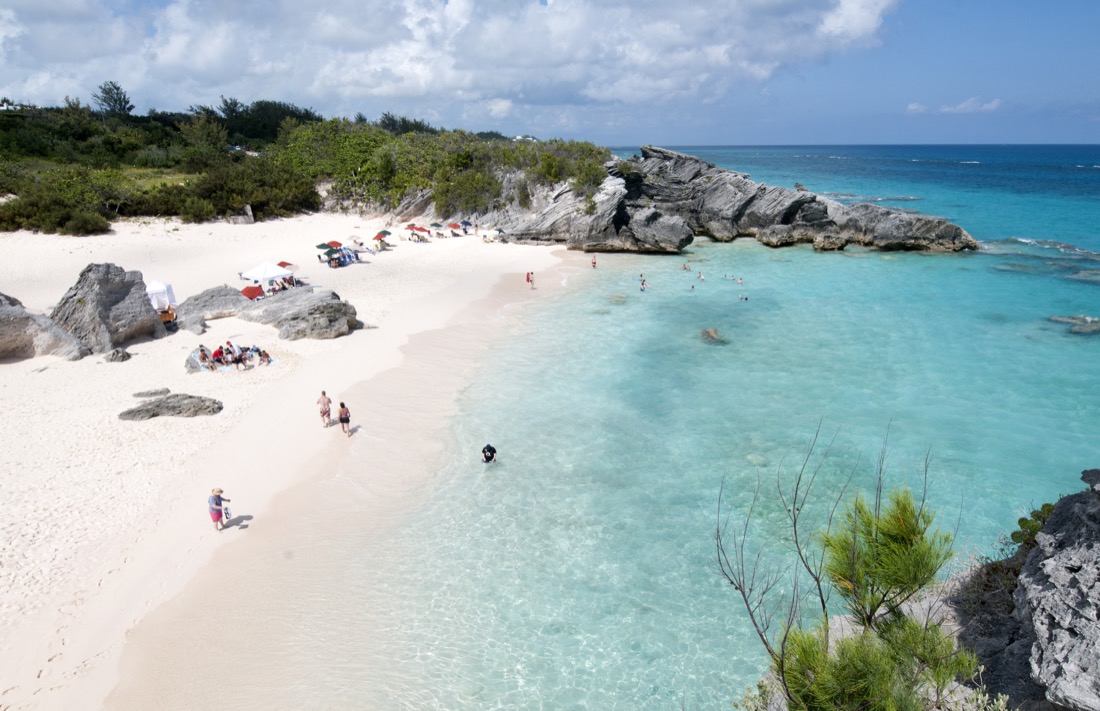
[195,340,272,372]
[267,275,305,295]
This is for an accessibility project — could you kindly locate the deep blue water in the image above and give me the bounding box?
[288,146,1100,709]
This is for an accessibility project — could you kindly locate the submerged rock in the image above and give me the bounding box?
[1049,315,1100,335]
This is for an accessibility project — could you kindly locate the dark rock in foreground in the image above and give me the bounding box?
[51,263,166,353]
[118,393,223,420]
[0,291,89,361]
[1014,470,1100,711]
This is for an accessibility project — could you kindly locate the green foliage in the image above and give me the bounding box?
[177,114,230,171]
[1010,502,1054,548]
[0,166,125,234]
[821,489,953,629]
[375,112,440,136]
[91,80,134,117]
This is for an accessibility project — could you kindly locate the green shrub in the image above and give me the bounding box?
[180,196,215,222]
[1010,502,1054,548]
[61,210,110,234]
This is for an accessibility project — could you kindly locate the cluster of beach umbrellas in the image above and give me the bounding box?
[239,260,298,299]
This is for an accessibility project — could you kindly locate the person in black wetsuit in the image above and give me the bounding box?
[482,444,497,463]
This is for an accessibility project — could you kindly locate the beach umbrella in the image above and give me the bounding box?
[460,220,472,227]
[496,228,505,234]
[241,262,293,282]
[276,261,298,272]
[378,230,392,235]
[326,240,342,249]
[415,226,431,233]
[373,234,386,241]
[324,247,341,256]
[241,285,264,300]
[447,223,462,229]
[315,243,331,250]
[430,222,443,228]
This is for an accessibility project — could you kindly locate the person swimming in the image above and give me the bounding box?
[482,444,497,463]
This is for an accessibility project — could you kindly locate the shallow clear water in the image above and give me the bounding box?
[286,147,1100,709]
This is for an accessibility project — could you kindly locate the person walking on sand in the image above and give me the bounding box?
[591,255,597,269]
[317,390,332,428]
[208,487,231,531]
[526,271,536,290]
[338,402,352,436]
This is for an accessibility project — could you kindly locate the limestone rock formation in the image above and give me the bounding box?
[501,178,693,254]
[0,292,89,361]
[1049,315,1100,335]
[118,393,223,420]
[239,287,359,340]
[102,348,131,362]
[1014,470,1100,711]
[625,146,978,252]
[176,286,359,340]
[50,263,166,353]
[175,286,252,335]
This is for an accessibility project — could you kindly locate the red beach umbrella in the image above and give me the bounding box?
[373,234,386,241]
[414,226,430,233]
[326,240,342,249]
[241,285,264,300]
[276,261,298,271]
[447,223,461,229]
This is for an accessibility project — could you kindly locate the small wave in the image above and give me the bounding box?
[959,161,981,164]
[873,196,921,202]
[990,237,1100,258]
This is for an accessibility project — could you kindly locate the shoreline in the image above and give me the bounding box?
[0,214,567,710]
[103,253,588,707]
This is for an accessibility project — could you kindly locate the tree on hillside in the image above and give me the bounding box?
[91,81,134,117]
[716,428,985,710]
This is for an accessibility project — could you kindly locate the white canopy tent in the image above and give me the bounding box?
[145,280,178,311]
[240,262,293,283]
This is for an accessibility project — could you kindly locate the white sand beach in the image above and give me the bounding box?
[0,214,570,710]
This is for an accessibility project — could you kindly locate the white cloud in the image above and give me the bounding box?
[906,102,927,114]
[939,97,1002,114]
[0,0,901,133]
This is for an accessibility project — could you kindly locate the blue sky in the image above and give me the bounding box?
[1,0,1097,145]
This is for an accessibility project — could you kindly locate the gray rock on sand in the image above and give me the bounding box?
[176,285,360,340]
[50,263,166,353]
[0,291,89,361]
[133,388,171,398]
[175,286,252,335]
[103,348,132,362]
[239,287,360,340]
[118,393,223,420]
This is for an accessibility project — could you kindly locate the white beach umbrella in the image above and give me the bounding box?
[240,262,293,282]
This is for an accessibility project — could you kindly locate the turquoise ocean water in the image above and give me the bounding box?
[298,147,1100,708]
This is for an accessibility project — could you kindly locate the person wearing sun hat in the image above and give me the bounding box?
[208,487,231,531]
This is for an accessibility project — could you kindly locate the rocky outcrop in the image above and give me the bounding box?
[0,292,89,361]
[1014,470,1100,711]
[50,263,166,353]
[1049,315,1100,335]
[345,146,976,254]
[175,286,252,335]
[176,286,360,340]
[239,287,359,340]
[497,178,693,254]
[623,146,977,252]
[118,393,223,420]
